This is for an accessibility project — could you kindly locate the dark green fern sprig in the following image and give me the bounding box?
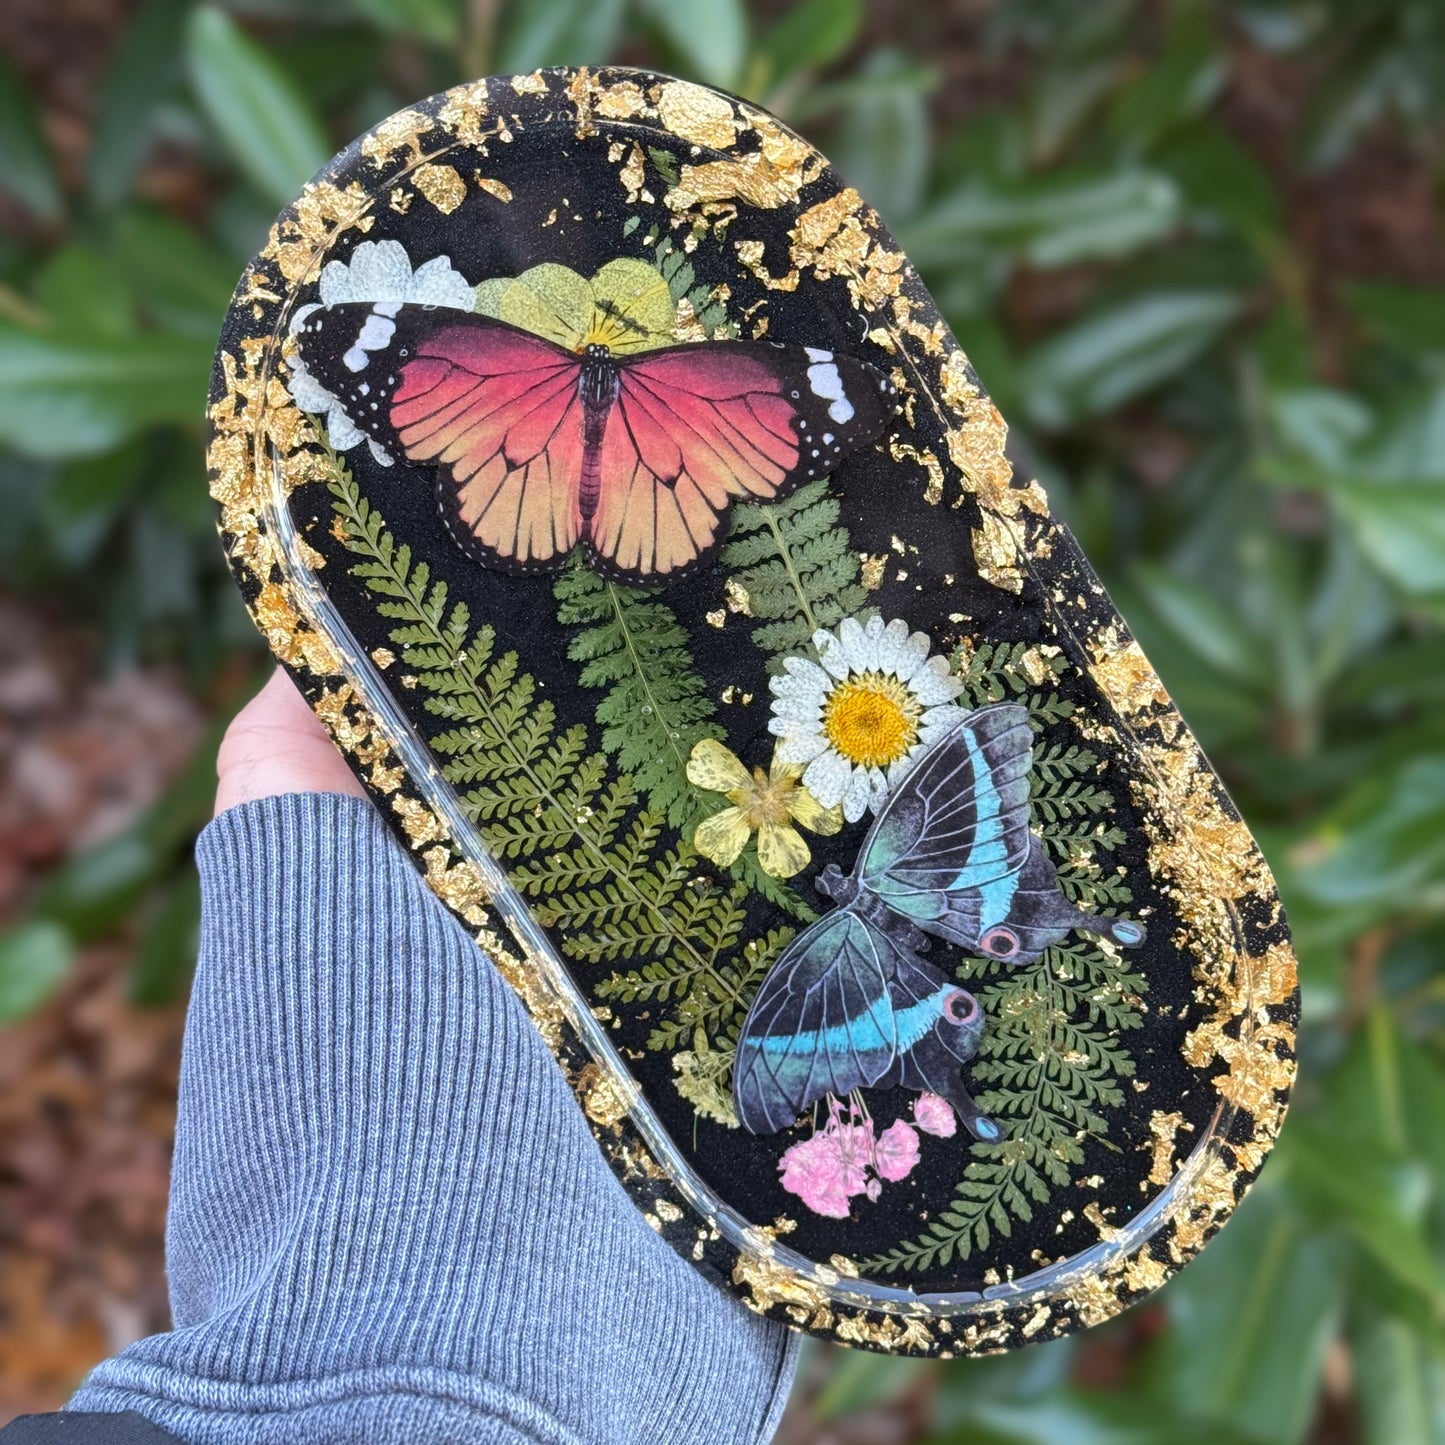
[326,457,772,1076]
[953,639,1075,728]
[554,563,723,828]
[721,479,869,670]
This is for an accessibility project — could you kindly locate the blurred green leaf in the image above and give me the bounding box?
[0,52,63,224]
[1022,289,1243,427]
[828,49,931,225]
[1141,1181,1347,1444]
[1291,756,1445,920]
[495,0,628,72]
[0,920,72,1024]
[111,209,240,336]
[187,5,331,208]
[811,1348,930,1421]
[0,326,212,458]
[350,0,461,46]
[87,0,190,211]
[636,0,748,90]
[130,873,201,1006]
[903,168,1180,272]
[759,0,864,85]
[1346,281,1445,359]
[1351,1305,1445,1445]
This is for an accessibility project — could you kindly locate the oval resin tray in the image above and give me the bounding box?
[208,65,1299,1356]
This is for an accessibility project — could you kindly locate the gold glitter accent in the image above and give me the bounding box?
[735,239,799,291]
[732,1252,828,1314]
[389,187,412,213]
[420,846,491,925]
[971,511,1025,593]
[1062,1272,1117,1328]
[1083,1201,1118,1241]
[657,80,738,148]
[510,72,548,95]
[889,439,945,506]
[371,647,395,669]
[391,793,445,847]
[835,1314,935,1351]
[620,142,646,202]
[1021,1304,1052,1338]
[260,179,374,285]
[491,946,565,1056]
[474,174,513,202]
[655,1198,684,1223]
[1145,1110,1189,1186]
[724,578,752,615]
[577,1062,630,1127]
[437,81,491,147]
[597,80,648,119]
[666,113,818,214]
[361,108,431,167]
[705,608,726,628]
[859,553,887,590]
[1091,626,1170,716]
[413,163,466,214]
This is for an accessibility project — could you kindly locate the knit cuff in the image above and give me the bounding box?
[69,792,797,1444]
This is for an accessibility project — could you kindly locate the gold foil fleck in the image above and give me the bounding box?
[1090,626,1170,717]
[437,81,491,147]
[474,174,513,202]
[889,439,945,506]
[510,72,548,95]
[657,80,738,148]
[577,1062,630,1127]
[361,108,431,167]
[859,553,888,591]
[413,163,466,214]
[724,578,752,615]
[971,511,1025,593]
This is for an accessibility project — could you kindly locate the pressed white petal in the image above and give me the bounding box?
[875,618,911,675]
[911,664,963,706]
[864,614,887,639]
[867,767,891,814]
[318,258,358,306]
[887,747,924,785]
[918,704,966,741]
[287,364,335,414]
[352,239,412,300]
[779,655,831,687]
[325,406,366,451]
[366,438,395,467]
[816,634,852,680]
[409,254,475,310]
[776,732,828,764]
[288,303,320,336]
[804,750,850,805]
[892,629,932,683]
[770,694,824,722]
[842,766,873,822]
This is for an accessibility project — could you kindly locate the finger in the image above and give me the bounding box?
[215,668,367,817]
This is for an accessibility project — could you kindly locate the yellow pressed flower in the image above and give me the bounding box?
[473,259,676,354]
[687,738,843,879]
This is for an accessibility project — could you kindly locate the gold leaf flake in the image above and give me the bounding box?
[412,163,466,214]
[370,647,395,669]
[1090,625,1170,716]
[437,81,490,146]
[473,174,512,202]
[510,72,548,95]
[657,80,738,148]
[859,553,887,590]
[971,511,1025,593]
[361,108,431,167]
[889,438,945,506]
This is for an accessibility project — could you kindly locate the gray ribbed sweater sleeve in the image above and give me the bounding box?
[68,793,798,1444]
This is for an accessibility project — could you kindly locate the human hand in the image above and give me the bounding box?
[214,668,366,817]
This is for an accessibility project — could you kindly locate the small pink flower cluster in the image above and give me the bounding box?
[778,1093,959,1218]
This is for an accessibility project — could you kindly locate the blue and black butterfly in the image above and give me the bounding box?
[733,703,1146,1140]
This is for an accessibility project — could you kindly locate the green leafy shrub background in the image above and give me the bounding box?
[2,1,1444,1439]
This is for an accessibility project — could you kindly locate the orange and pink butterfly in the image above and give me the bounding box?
[290,262,896,586]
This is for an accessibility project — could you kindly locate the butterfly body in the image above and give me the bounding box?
[294,300,895,584]
[733,704,1146,1139]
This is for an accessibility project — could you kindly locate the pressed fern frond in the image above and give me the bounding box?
[722,479,869,668]
[326,456,770,1082]
[554,563,724,827]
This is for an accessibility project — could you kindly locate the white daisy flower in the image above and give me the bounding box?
[768,616,966,823]
[285,239,475,465]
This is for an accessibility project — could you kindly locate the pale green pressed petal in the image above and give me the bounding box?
[757,821,810,879]
[500,263,593,349]
[686,737,752,794]
[694,807,751,867]
[589,258,675,353]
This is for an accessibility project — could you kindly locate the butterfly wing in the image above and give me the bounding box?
[294,304,586,573]
[734,905,963,1134]
[858,703,1145,963]
[589,340,894,580]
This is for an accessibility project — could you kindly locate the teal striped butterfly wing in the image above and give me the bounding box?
[860,704,1146,963]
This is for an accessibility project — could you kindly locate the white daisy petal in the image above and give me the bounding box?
[366,438,395,466]
[804,751,851,806]
[875,618,911,675]
[770,695,824,723]
[867,767,890,815]
[842,766,873,822]
[817,636,852,680]
[918,704,966,741]
[409,254,476,310]
[318,257,358,306]
[777,732,828,765]
[892,629,932,683]
[911,662,964,706]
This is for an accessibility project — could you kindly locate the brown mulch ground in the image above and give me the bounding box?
[0,600,200,1419]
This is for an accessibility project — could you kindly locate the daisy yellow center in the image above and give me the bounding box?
[822,673,921,769]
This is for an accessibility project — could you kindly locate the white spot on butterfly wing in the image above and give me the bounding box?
[806,358,855,425]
